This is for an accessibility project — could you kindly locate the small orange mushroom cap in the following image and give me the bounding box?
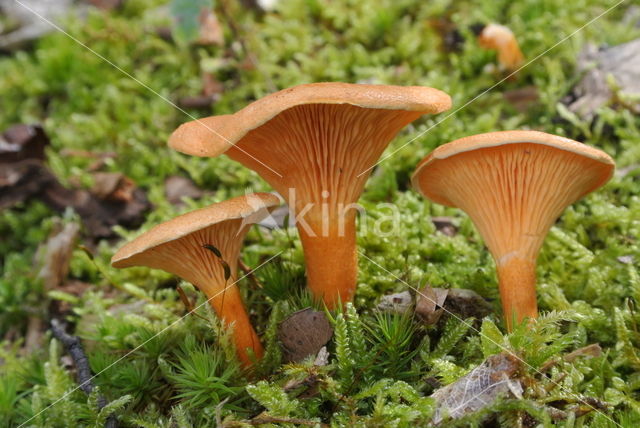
[477,23,524,71]
[168,82,451,308]
[111,192,280,366]
[412,131,614,329]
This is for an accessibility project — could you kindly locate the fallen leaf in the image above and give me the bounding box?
[0,124,48,162]
[278,308,333,363]
[415,286,449,325]
[566,39,640,119]
[0,137,150,239]
[0,0,75,50]
[540,343,603,372]
[377,290,413,314]
[91,172,135,202]
[36,221,80,291]
[0,160,57,208]
[431,352,522,424]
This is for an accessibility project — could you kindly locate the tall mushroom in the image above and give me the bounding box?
[411,131,614,330]
[169,83,451,308]
[111,193,280,366]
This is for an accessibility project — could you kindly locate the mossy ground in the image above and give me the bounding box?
[1,0,640,426]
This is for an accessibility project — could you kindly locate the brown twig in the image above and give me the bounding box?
[51,319,118,428]
[238,258,263,290]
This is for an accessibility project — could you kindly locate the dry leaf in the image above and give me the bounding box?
[278,308,333,363]
[0,124,48,162]
[36,221,80,291]
[567,39,640,118]
[431,353,522,424]
[415,286,449,325]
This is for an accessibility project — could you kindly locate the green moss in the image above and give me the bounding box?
[2,0,640,426]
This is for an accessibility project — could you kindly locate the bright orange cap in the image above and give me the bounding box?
[412,130,614,329]
[112,192,280,365]
[169,82,451,308]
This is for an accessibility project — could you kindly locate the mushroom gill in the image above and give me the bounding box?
[169,82,452,308]
[111,193,280,365]
[412,131,614,330]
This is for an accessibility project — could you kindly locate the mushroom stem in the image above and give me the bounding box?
[495,255,538,331]
[206,281,264,366]
[298,217,358,309]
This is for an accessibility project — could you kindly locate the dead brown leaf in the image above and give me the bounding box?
[566,39,640,119]
[0,124,48,162]
[278,308,333,363]
[416,286,449,325]
[36,221,80,291]
[0,123,151,239]
[431,353,523,424]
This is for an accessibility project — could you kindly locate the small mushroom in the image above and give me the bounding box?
[475,23,524,71]
[411,131,614,330]
[169,83,451,308]
[111,193,280,365]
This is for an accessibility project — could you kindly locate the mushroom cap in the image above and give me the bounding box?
[169,82,452,158]
[412,130,614,207]
[111,192,280,268]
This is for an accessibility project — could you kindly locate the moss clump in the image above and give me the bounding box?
[1,0,640,426]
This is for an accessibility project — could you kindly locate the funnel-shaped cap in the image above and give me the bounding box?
[169,82,452,307]
[112,193,280,365]
[412,131,614,328]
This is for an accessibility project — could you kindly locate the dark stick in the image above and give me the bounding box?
[50,319,118,428]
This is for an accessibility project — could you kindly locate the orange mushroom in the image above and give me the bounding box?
[111,193,280,365]
[411,131,614,330]
[169,83,451,308]
[476,23,524,71]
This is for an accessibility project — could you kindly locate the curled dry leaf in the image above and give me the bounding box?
[415,286,449,325]
[0,124,150,238]
[0,124,48,162]
[431,352,523,424]
[278,308,333,363]
[91,172,136,202]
